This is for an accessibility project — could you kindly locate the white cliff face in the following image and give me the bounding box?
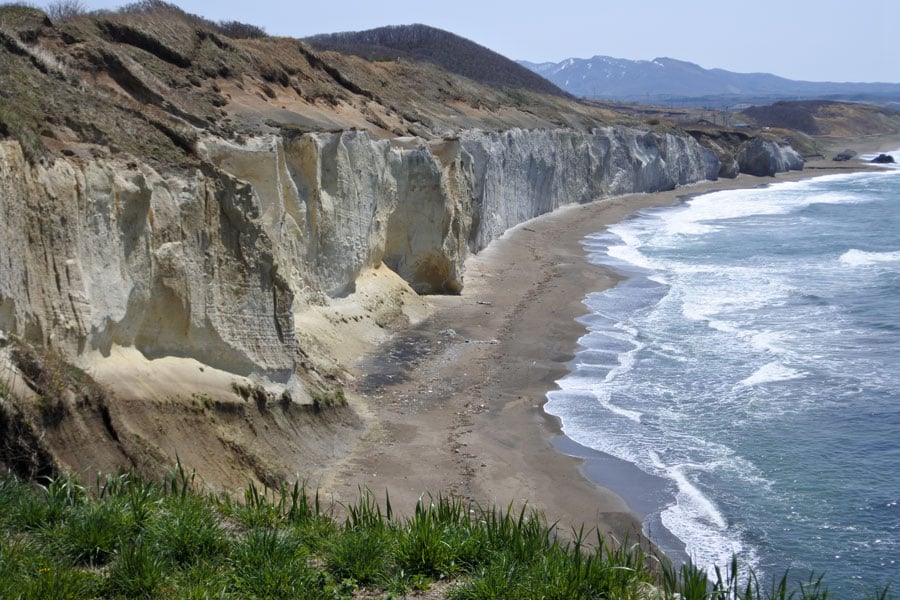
[460,128,720,251]
[0,126,722,391]
[736,138,805,177]
[0,142,297,382]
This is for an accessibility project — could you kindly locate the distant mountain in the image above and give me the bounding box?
[519,56,900,107]
[306,24,569,98]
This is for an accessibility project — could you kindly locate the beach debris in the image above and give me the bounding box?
[476,300,492,305]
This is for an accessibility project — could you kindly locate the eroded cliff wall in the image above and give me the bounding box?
[1,126,722,396]
[461,128,720,251]
[0,142,297,384]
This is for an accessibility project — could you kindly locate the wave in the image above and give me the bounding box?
[648,452,753,575]
[749,331,788,355]
[737,362,805,388]
[839,249,900,267]
[595,389,642,423]
[547,166,900,592]
[653,176,876,241]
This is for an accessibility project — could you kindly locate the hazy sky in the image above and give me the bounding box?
[74,0,899,83]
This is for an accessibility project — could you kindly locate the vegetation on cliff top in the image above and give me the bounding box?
[1,468,893,599]
[0,0,631,168]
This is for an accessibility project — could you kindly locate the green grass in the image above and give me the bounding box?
[0,469,894,599]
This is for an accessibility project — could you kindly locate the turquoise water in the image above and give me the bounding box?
[545,155,900,596]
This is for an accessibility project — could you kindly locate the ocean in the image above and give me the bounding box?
[545,154,900,596]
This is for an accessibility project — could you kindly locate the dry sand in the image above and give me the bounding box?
[326,139,899,550]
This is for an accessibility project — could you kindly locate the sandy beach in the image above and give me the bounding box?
[326,136,900,552]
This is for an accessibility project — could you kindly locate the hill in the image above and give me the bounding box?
[520,55,900,107]
[305,24,569,98]
[741,100,900,136]
[0,4,635,168]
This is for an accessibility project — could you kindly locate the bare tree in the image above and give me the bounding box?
[45,0,86,21]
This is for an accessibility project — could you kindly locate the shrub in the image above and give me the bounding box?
[51,500,129,566]
[4,566,102,600]
[145,494,228,567]
[230,528,315,598]
[326,524,394,585]
[216,20,266,39]
[1,472,895,599]
[395,495,478,579]
[106,537,166,598]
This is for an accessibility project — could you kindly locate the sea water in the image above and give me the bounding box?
[545,154,900,596]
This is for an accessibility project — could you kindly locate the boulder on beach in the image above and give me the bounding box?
[871,153,896,164]
[833,149,857,161]
[736,137,804,176]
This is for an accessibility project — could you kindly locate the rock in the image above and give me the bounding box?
[460,127,720,251]
[833,149,857,161]
[871,153,896,164]
[737,138,804,176]
[718,158,741,179]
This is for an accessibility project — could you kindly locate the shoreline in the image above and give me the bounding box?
[327,140,899,556]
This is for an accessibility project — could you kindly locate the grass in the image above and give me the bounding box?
[0,468,894,599]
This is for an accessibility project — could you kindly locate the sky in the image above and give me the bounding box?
[72,0,899,83]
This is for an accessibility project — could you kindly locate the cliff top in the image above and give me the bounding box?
[1,2,890,170]
[0,2,637,169]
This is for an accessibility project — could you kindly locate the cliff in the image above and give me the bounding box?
[0,123,728,484]
[0,5,801,486]
[1,125,719,382]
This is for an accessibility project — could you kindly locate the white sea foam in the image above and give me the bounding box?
[660,206,718,236]
[738,362,804,387]
[656,176,876,244]
[667,189,795,227]
[606,243,657,270]
[806,191,868,205]
[749,331,788,354]
[664,461,727,530]
[839,249,900,267]
[648,452,751,575]
[595,389,642,423]
[675,266,794,346]
[661,501,749,577]
[574,348,620,364]
[556,375,605,390]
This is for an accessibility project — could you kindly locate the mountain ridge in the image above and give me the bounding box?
[519,55,900,106]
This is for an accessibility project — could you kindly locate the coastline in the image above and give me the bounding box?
[326,138,899,555]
